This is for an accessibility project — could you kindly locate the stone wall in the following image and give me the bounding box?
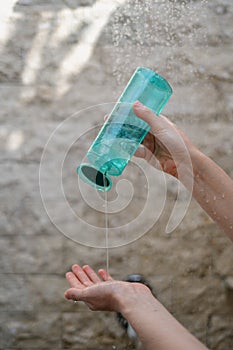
[0,0,233,349]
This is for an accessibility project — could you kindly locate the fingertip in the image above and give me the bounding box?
[98,269,106,279]
[82,264,91,274]
[82,264,89,269]
[64,290,70,300]
[134,144,146,159]
[65,288,79,301]
[133,100,150,113]
[98,269,113,281]
[133,101,155,123]
[133,100,144,109]
[72,264,81,271]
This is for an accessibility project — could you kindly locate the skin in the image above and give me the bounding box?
[65,101,233,349]
[132,101,233,241]
[65,265,208,350]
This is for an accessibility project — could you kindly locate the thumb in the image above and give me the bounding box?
[133,101,174,137]
[133,100,157,127]
[65,288,84,301]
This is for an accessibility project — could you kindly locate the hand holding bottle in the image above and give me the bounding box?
[132,101,233,241]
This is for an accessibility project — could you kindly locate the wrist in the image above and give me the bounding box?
[188,147,213,193]
[116,282,158,316]
[177,145,205,191]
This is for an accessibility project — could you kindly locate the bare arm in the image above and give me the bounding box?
[133,101,233,241]
[191,148,233,238]
[65,265,208,350]
[120,288,208,350]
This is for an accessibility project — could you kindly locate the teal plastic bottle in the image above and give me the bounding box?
[77,67,172,191]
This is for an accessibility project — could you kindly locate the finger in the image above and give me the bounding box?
[64,287,84,301]
[135,143,155,163]
[143,132,156,152]
[72,264,93,286]
[134,144,147,158]
[65,287,95,306]
[98,269,114,281]
[133,100,173,136]
[133,100,158,127]
[82,265,101,283]
[66,272,84,289]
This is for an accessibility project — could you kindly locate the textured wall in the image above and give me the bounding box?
[0,0,233,349]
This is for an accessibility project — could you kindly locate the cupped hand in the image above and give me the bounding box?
[65,264,150,312]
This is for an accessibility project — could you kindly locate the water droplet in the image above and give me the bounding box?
[206,199,209,203]
[214,4,228,15]
[213,211,216,216]
[213,196,216,201]
[222,194,225,198]
[230,226,233,230]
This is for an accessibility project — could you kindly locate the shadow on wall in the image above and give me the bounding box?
[0,0,127,102]
[1,0,231,98]
[1,0,231,116]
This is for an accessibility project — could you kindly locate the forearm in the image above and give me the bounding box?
[119,293,208,350]
[187,148,233,240]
